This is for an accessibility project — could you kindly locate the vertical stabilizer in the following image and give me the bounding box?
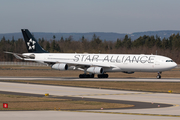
[21,29,48,53]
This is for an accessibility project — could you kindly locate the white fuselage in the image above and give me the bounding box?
[23,53,177,73]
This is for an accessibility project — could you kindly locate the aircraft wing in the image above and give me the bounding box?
[23,58,117,68]
[56,61,117,68]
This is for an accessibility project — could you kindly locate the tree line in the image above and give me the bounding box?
[0,33,180,63]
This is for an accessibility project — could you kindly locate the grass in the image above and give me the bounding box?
[0,94,133,110]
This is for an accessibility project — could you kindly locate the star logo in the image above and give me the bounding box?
[27,38,36,50]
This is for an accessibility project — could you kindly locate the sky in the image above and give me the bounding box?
[0,0,180,33]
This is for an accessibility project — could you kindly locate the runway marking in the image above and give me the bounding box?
[171,104,179,108]
[175,104,179,107]
[58,110,180,117]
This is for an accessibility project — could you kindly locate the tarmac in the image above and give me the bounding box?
[0,77,180,120]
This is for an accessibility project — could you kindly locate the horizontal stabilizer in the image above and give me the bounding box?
[4,51,37,60]
[4,51,24,60]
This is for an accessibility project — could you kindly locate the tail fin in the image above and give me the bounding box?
[21,29,48,53]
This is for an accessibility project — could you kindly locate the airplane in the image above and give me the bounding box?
[5,29,177,79]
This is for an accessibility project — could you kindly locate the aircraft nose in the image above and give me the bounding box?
[165,61,177,70]
[170,62,177,69]
[174,62,177,68]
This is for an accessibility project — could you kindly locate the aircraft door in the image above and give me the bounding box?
[154,60,160,69]
[155,60,160,65]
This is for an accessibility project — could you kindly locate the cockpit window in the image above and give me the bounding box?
[166,60,174,62]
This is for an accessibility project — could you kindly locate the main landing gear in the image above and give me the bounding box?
[98,74,109,78]
[156,72,162,79]
[79,74,94,78]
[79,74,109,78]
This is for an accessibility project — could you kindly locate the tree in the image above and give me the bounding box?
[81,36,85,43]
[53,35,56,40]
[51,40,56,52]
[65,36,73,43]
[60,37,64,42]
[133,36,145,47]
[162,37,169,49]
[122,35,131,49]
[55,44,61,52]
[115,38,122,49]
[1,36,6,42]
[172,33,180,49]
[45,41,50,52]
[145,36,155,48]
[155,35,162,48]
[90,34,102,51]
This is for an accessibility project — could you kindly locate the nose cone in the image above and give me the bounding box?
[173,62,178,68]
[163,61,177,71]
[169,62,177,69]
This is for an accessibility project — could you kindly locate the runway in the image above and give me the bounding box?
[1,76,180,82]
[1,111,179,120]
[0,79,180,120]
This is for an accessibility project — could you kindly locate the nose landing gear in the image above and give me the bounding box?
[156,72,162,79]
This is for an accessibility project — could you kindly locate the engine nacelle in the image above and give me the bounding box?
[86,67,104,74]
[51,63,68,71]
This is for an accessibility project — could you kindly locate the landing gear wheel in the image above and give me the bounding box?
[79,74,94,78]
[90,74,94,78]
[98,74,109,78]
[156,75,161,79]
[156,72,162,79]
[79,74,84,78]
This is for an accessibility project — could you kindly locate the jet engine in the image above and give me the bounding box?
[51,63,68,70]
[86,67,103,74]
[28,54,35,59]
